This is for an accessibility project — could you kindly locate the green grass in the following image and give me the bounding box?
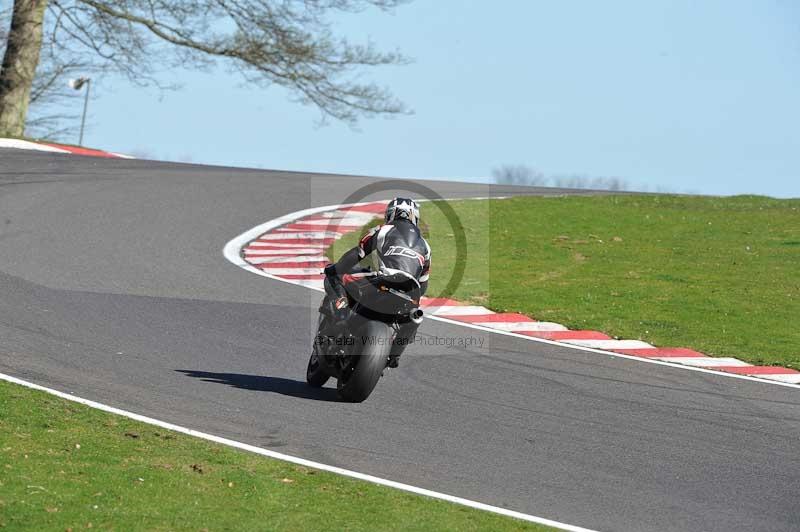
[329,195,800,368]
[0,380,554,531]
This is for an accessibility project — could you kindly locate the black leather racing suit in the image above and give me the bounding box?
[325,218,431,360]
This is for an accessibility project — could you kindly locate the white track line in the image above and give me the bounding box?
[561,339,654,349]
[222,201,800,391]
[758,373,800,384]
[246,256,328,264]
[479,321,569,332]
[256,231,341,240]
[430,306,496,316]
[223,203,367,287]
[652,357,751,368]
[0,372,597,532]
[429,316,800,389]
[306,212,377,221]
[244,248,325,255]
[246,242,329,249]
[0,138,70,153]
[0,138,133,158]
[252,267,324,275]
[293,279,326,289]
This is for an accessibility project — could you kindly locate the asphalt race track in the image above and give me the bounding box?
[1,150,799,532]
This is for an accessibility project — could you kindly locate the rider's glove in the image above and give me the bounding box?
[333,296,350,322]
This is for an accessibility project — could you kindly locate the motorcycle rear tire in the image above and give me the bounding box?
[337,320,392,403]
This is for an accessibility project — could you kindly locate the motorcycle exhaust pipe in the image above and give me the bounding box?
[410,308,424,324]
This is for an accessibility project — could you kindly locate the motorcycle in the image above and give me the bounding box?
[306,269,424,402]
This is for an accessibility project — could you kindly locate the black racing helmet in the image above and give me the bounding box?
[385,197,420,226]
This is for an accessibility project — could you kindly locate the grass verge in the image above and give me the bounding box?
[328,195,800,368]
[0,379,554,531]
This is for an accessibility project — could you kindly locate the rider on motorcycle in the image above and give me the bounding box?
[323,197,431,368]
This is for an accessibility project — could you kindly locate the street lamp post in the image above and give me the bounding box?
[68,77,91,146]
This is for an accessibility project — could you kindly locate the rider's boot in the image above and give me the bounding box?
[388,320,420,368]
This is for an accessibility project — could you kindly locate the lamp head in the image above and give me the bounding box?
[68,77,89,90]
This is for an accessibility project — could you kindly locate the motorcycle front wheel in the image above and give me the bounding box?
[306,351,330,388]
[306,315,331,388]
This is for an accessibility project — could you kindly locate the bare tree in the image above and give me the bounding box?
[551,174,628,191]
[492,164,631,191]
[0,5,84,139]
[0,0,411,137]
[492,164,547,186]
[0,1,48,136]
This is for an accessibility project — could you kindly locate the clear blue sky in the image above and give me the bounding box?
[80,0,799,197]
